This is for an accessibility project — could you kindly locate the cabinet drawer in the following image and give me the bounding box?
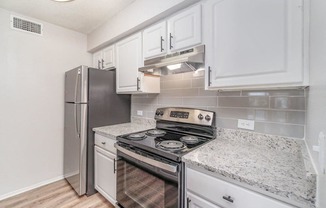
[95,133,116,154]
[187,168,294,208]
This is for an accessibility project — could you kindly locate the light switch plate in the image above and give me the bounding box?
[137,110,143,116]
[238,119,255,130]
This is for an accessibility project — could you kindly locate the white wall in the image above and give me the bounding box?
[0,8,91,198]
[87,0,199,52]
[306,0,326,207]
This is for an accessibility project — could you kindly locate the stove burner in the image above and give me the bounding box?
[180,135,199,144]
[147,129,166,136]
[128,132,147,140]
[157,140,185,151]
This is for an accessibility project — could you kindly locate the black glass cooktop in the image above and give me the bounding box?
[117,129,212,162]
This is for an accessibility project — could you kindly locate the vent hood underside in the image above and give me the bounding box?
[139,45,205,76]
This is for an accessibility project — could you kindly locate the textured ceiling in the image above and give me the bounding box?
[0,0,135,34]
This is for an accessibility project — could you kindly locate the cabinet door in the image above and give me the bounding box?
[143,21,167,59]
[116,32,142,93]
[187,192,221,208]
[94,146,116,204]
[168,4,201,52]
[102,45,115,69]
[205,0,304,89]
[93,51,102,69]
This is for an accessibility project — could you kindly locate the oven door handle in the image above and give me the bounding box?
[116,145,177,173]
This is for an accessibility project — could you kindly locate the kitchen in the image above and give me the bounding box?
[0,0,325,208]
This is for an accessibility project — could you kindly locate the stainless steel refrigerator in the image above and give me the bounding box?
[64,66,131,196]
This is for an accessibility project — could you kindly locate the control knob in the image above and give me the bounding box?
[159,111,164,116]
[198,114,204,120]
[205,115,211,121]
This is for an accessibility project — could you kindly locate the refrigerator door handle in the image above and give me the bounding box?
[75,104,80,138]
[75,69,81,103]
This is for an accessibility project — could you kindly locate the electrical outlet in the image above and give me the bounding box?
[137,110,143,116]
[313,132,325,174]
[237,119,255,130]
[319,132,325,174]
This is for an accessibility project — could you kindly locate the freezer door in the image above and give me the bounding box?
[64,103,88,196]
[65,66,88,103]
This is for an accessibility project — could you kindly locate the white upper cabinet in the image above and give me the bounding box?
[142,4,202,59]
[143,21,167,59]
[116,33,160,94]
[92,50,102,69]
[116,32,143,93]
[204,0,308,90]
[168,4,202,52]
[92,45,115,70]
[102,45,115,69]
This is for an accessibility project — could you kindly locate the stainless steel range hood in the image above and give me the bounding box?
[139,45,205,76]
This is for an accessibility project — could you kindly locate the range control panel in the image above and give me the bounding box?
[170,111,189,119]
[155,107,215,126]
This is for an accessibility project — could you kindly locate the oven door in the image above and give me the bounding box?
[115,144,181,208]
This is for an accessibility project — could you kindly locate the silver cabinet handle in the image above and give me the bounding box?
[222,195,234,203]
[113,158,116,174]
[187,197,191,208]
[160,36,164,52]
[98,60,101,69]
[208,66,212,86]
[101,59,104,69]
[101,142,106,145]
[169,33,173,49]
[136,77,140,91]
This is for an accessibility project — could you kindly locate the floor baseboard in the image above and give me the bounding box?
[0,175,64,201]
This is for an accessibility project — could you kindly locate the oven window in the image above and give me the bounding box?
[117,158,178,208]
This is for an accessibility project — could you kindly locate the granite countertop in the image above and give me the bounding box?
[93,117,156,140]
[183,128,316,208]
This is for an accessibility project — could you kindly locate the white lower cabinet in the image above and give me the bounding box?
[186,167,295,208]
[187,192,221,208]
[94,134,116,205]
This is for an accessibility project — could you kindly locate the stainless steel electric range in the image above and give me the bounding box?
[115,107,216,208]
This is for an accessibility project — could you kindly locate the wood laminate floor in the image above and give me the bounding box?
[0,180,115,208]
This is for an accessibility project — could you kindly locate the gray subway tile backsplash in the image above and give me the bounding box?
[208,107,256,120]
[132,72,306,138]
[270,97,306,110]
[160,79,192,89]
[191,78,205,88]
[160,88,199,97]
[254,110,306,125]
[157,97,183,105]
[132,96,158,104]
[254,122,305,138]
[183,97,217,107]
[218,96,269,108]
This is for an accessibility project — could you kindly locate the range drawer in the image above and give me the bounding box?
[186,168,294,208]
[94,133,116,154]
